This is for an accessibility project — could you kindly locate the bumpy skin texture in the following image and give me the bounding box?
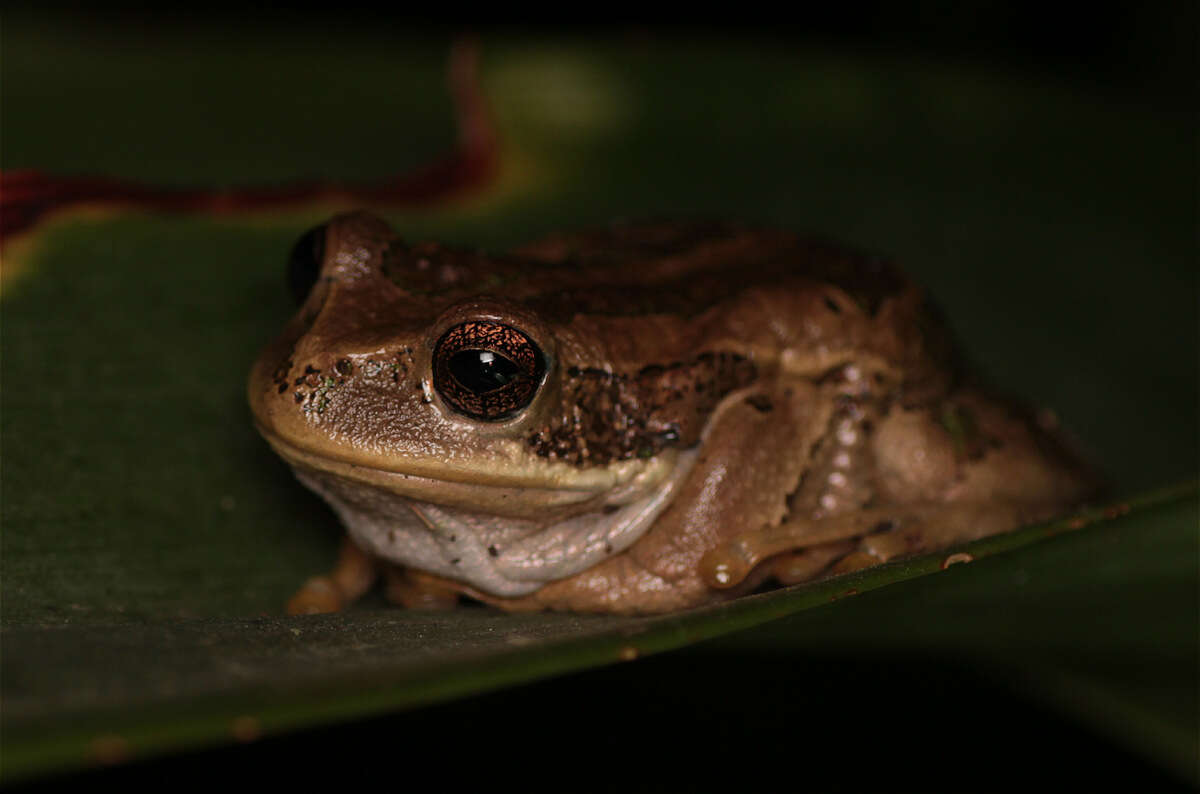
[248,212,1099,615]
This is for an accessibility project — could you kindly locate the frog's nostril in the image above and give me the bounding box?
[287,224,327,304]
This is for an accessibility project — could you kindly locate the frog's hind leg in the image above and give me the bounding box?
[286,535,379,614]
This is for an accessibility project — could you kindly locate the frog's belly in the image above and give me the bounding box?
[292,449,699,597]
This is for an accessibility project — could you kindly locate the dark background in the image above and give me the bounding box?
[5,4,1195,791]
[12,2,1195,99]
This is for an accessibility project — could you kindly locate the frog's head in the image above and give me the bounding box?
[247,213,758,596]
[248,211,757,500]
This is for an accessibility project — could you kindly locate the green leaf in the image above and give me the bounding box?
[4,486,1195,782]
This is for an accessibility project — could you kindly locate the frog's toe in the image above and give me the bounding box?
[856,526,924,562]
[286,576,345,614]
[383,568,461,610]
[829,549,887,574]
[768,541,856,585]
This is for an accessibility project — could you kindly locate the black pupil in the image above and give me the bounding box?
[448,349,523,394]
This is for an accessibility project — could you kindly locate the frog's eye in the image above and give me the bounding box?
[433,322,547,421]
[287,224,327,304]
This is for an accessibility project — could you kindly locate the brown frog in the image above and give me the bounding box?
[247,212,1099,615]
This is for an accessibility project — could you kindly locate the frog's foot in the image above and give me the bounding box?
[383,567,462,610]
[702,502,1049,589]
[286,536,378,614]
[701,509,901,588]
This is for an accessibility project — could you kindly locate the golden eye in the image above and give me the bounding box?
[433,322,546,421]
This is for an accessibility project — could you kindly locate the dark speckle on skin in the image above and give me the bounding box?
[271,356,295,392]
[488,545,499,557]
[528,352,756,466]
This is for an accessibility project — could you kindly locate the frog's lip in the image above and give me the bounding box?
[254,421,679,505]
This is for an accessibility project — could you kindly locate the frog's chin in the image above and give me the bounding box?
[256,423,689,520]
[291,447,701,598]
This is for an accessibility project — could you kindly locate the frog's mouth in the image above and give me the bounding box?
[256,423,687,519]
[271,437,700,597]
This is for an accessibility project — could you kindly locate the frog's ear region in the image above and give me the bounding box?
[286,223,327,305]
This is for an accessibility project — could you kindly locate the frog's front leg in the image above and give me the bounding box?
[700,502,1041,588]
[286,535,379,614]
[435,382,840,614]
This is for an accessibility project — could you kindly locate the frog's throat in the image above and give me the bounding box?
[292,448,701,597]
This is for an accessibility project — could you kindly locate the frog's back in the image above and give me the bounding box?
[380,220,907,318]
[510,220,913,321]
[517,221,954,389]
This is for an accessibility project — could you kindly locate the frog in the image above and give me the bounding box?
[247,211,1100,615]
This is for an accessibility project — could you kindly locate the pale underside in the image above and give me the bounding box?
[293,448,701,598]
